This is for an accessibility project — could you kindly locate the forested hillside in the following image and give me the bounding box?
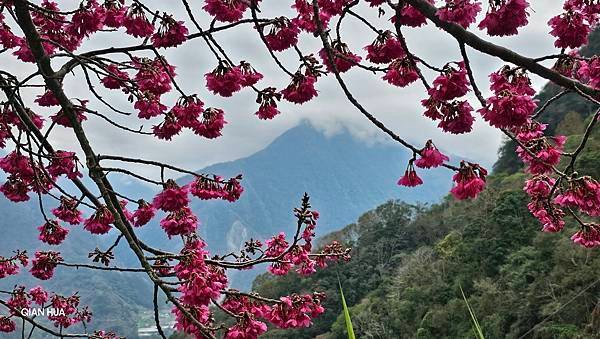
[251,31,600,339]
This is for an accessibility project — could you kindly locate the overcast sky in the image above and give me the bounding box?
[1,1,566,181]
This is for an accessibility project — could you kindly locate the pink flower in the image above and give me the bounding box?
[119,200,134,223]
[319,40,362,73]
[478,0,530,36]
[529,195,566,232]
[51,100,88,128]
[437,0,482,28]
[0,317,15,333]
[13,39,56,63]
[450,161,487,199]
[264,18,300,52]
[293,0,332,33]
[171,96,204,128]
[83,205,114,235]
[223,176,244,202]
[152,16,188,48]
[397,162,423,187]
[524,175,555,198]
[0,151,34,177]
[422,98,475,134]
[383,58,420,87]
[429,62,470,101]
[513,120,546,143]
[489,66,535,96]
[101,64,130,90]
[415,140,449,168]
[52,196,83,225]
[123,5,154,38]
[172,304,211,337]
[281,73,318,104]
[479,92,537,129]
[255,88,282,120]
[152,114,183,141]
[571,224,600,248]
[318,0,353,16]
[46,151,81,179]
[153,180,190,212]
[0,14,20,49]
[38,220,69,245]
[206,63,244,97]
[256,102,280,120]
[66,0,106,38]
[160,207,198,238]
[517,136,565,175]
[554,176,600,217]
[0,254,23,279]
[239,61,264,87]
[0,177,30,202]
[392,1,435,27]
[576,57,600,89]
[364,31,405,64]
[35,90,60,107]
[189,174,242,202]
[549,10,591,49]
[134,57,175,95]
[225,315,268,339]
[29,286,49,305]
[103,1,127,28]
[132,199,155,227]
[204,0,249,23]
[192,107,227,139]
[265,232,289,258]
[267,293,325,329]
[190,176,224,200]
[30,251,63,280]
[135,94,167,120]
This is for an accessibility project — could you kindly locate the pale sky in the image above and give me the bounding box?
[1,1,566,181]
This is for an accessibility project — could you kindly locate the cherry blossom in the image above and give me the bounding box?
[38,220,69,245]
[478,0,530,36]
[397,161,424,187]
[30,251,63,280]
[365,31,405,64]
[415,140,450,169]
[83,205,114,235]
[450,161,487,200]
[383,58,420,87]
[437,0,482,28]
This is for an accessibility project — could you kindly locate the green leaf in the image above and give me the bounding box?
[460,284,485,339]
[338,277,356,339]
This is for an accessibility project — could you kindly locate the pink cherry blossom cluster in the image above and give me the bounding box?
[2,285,88,329]
[549,0,599,49]
[30,251,63,280]
[48,293,92,328]
[397,140,456,192]
[38,220,70,245]
[319,39,362,73]
[450,161,488,200]
[160,194,348,338]
[0,251,27,279]
[479,66,538,129]
[437,0,482,28]
[422,62,474,134]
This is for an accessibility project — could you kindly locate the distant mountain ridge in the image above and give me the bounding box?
[174,122,455,289]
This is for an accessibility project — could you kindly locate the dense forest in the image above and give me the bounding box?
[250,31,600,339]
